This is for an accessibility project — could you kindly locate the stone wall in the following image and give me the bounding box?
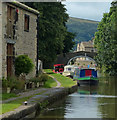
[2,2,38,79]
[1,86,78,120]
[0,2,2,78]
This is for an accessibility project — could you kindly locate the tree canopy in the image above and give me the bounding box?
[94,4,117,75]
[24,2,75,68]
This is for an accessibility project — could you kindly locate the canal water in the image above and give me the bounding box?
[35,77,117,119]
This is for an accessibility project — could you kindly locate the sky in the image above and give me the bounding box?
[62,1,113,21]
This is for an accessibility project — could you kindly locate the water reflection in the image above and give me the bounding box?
[78,85,98,95]
[97,77,117,119]
[35,77,117,119]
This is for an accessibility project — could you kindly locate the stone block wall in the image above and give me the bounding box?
[0,2,2,78]
[2,2,38,79]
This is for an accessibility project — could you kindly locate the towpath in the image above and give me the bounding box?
[48,75,61,88]
[1,74,61,104]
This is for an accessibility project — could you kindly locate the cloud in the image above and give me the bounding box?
[63,0,113,2]
[63,2,111,21]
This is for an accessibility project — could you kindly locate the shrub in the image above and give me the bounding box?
[2,76,25,92]
[38,73,49,83]
[2,77,8,88]
[29,73,48,83]
[15,55,34,76]
[16,78,25,90]
[29,77,40,84]
[7,76,18,91]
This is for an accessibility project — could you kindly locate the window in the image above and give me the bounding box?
[24,14,29,31]
[68,68,71,71]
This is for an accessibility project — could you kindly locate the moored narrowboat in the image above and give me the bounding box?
[76,68,98,85]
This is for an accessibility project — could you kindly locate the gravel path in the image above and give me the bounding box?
[48,75,61,87]
[2,88,49,104]
[1,75,61,104]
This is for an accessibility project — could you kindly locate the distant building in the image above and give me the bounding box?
[77,40,96,52]
[0,1,39,78]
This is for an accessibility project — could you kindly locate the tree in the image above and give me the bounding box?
[63,31,75,53]
[94,4,117,75]
[24,2,75,68]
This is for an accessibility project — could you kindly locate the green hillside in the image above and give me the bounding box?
[66,17,99,50]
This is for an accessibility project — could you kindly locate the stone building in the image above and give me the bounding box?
[0,1,39,79]
[0,1,2,78]
[77,40,96,53]
[75,40,97,67]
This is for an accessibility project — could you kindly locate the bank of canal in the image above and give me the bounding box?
[35,77,117,119]
[1,86,78,120]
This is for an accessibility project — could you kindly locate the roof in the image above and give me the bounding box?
[8,1,39,15]
[54,64,64,66]
[64,65,78,68]
[81,40,94,48]
[80,68,96,71]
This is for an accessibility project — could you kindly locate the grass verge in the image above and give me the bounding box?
[1,93,19,100]
[44,69,77,87]
[2,96,32,114]
[1,90,48,114]
[43,75,57,88]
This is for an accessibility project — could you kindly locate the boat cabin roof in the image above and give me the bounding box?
[80,68,97,77]
[54,64,64,67]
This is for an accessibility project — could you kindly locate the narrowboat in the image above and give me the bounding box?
[62,65,79,78]
[52,64,64,74]
[74,68,98,85]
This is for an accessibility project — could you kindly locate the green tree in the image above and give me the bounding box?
[63,31,75,53]
[15,55,34,76]
[24,2,75,68]
[94,4,117,75]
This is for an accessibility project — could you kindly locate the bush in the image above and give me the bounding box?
[2,76,25,92]
[7,76,18,91]
[15,55,34,76]
[38,73,49,83]
[29,73,48,83]
[2,77,8,88]
[29,77,40,84]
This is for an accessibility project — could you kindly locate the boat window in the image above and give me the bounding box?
[68,68,71,71]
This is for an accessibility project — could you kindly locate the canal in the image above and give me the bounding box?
[35,77,117,119]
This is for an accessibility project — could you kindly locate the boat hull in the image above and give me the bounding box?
[77,76,98,85]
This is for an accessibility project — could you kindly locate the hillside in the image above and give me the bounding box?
[66,17,99,50]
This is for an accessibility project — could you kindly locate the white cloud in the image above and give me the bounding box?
[63,2,111,21]
[63,0,113,2]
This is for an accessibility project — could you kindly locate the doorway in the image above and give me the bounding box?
[7,43,14,77]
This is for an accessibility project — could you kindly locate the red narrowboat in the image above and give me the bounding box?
[53,64,64,74]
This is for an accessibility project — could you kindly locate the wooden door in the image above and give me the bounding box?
[7,5,15,39]
[7,44,14,77]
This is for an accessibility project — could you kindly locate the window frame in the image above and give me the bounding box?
[24,14,30,32]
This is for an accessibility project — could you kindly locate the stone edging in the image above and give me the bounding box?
[1,85,78,120]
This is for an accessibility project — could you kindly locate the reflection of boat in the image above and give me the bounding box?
[62,65,78,78]
[78,85,98,95]
[77,68,98,85]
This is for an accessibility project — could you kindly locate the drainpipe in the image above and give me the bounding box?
[36,15,39,77]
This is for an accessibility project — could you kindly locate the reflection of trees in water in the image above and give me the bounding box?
[98,77,116,118]
[98,77,116,95]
